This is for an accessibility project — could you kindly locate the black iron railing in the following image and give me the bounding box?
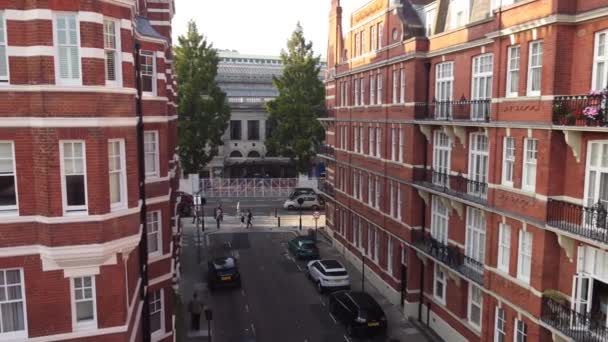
[414,97,491,122]
[553,94,607,127]
[411,230,484,286]
[317,144,335,159]
[546,199,608,244]
[413,168,488,204]
[542,296,608,342]
[318,179,335,198]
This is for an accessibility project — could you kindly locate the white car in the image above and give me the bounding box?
[283,195,323,210]
[307,259,351,293]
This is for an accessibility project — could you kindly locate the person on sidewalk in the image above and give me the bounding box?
[240,213,245,227]
[188,292,203,331]
[246,209,253,229]
[215,204,223,229]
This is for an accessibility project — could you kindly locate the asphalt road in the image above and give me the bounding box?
[204,232,385,342]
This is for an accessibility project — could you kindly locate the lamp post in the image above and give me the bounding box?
[297,197,304,231]
[194,194,206,264]
[361,250,365,293]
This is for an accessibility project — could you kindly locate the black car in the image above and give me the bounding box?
[287,236,320,260]
[207,256,241,290]
[328,291,387,337]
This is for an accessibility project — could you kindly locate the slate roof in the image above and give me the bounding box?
[135,16,166,41]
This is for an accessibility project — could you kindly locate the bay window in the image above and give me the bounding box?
[61,141,88,213]
[0,142,17,213]
[55,14,81,85]
[103,19,121,85]
[108,140,126,209]
[140,50,156,95]
[0,269,26,336]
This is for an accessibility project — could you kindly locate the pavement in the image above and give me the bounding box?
[176,215,440,342]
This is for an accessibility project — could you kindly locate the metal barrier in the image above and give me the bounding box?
[200,178,301,198]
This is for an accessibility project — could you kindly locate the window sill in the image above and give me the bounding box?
[0,208,19,217]
[73,320,97,332]
[64,210,89,216]
[0,330,27,341]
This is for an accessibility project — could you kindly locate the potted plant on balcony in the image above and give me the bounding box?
[583,89,607,126]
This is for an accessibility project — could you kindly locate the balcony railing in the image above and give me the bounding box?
[414,97,491,122]
[411,230,484,286]
[413,168,488,204]
[542,296,608,342]
[317,144,335,159]
[318,179,335,198]
[547,199,608,244]
[553,94,607,127]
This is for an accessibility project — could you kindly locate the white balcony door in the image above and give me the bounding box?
[468,133,489,197]
[433,131,451,186]
[431,196,449,244]
[465,207,486,268]
[435,62,454,119]
[584,141,608,229]
[471,54,493,120]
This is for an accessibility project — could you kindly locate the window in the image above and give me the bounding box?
[376,74,383,104]
[353,216,360,247]
[72,276,96,328]
[370,25,376,52]
[515,319,527,342]
[0,269,26,336]
[230,120,242,140]
[495,307,506,342]
[398,127,404,162]
[150,289,163,334]
[522,138,538,192]
[345,82,349,106]
[497,224,511,273]
[373,229,379,262]
[103,19,121,85]
[108,140,126,210]
[0,13,8,82]
[358,172,363,200]
[527,41,543,96]
[375,127,382,158]
[375,176,380,209]
[354,33,359,56]
[425,6,436,36]
[449,0,469,29]
[502,137,515,186]
[370,74,375,104]
[147,211,161,255]
[359,127,364,152]
[391,128,397,161]
[55,14,81,85]
[368,174,375,207]
[397,183,402,221]
[367,225,373,257]
[468,133,489,197]
[354,126,359,153]
[471,54,493,120]
[144,131,159,177]
[0,142,17,212]
[61,141,87,213]
[369,127,375,157]
[390,182,396,217]
[431,196,449,244]
[360,30,365,55]
[517,230,532,283]
[435,62,454,119]
[392,70,398,104]
[360,77,366,105]
[247,120,260,140]
[506,46,520,97]
[400,69,405,103]
[434,264,446,304]
[377,22,383,49]
[354,79,359,106]
[352,169,358,198]
[140,50,156,94]
[433,131,451,186]
[387,236,394,274]
[584,142,608,212]
[468,284,483,330]
[593,31,608,91]
[465,207,486,270]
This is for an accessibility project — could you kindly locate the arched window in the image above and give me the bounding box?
[229,151,243,158]
[247,151,261,158]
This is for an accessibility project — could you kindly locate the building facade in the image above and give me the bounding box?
[321,0,608,341]
[0,0,178,341]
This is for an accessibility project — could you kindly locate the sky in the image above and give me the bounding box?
[172,0,370,58]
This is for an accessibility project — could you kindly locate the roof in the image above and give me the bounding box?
[320,259,344,270]
[347,291,381,309]
[135,16,166,41]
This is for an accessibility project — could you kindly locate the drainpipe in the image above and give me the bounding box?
[135,42,151,342]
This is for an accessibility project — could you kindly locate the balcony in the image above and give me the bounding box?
[553,94,608,127]
[411,230,484,286]
[414,97,491,122]
[318,179,335,199]
[413,168,488,204]
[542,296,608,342]
[547,199,608,244]
[317,144,335,159]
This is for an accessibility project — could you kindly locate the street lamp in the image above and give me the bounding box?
[297,197,304,231]
[193,194,206,264]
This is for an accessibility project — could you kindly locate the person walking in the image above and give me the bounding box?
[188,292,203,331]
[215,204,223,230]
[246,209,253,229]
[240,212,245,228]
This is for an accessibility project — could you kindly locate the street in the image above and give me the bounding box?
[199,197,324,217]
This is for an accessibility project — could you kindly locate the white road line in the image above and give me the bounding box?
[245,304,250,313]
[343,334,351,342]
[329,313,337,324]
[251,323,256,336]
[296,264,302,271]
[241,289,246,297]
[319,296,325,306]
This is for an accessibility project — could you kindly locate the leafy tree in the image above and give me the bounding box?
[266,23,325,173]
[175,21,230,174]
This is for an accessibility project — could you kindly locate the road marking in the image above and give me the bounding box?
[241,289,246,297]
[232,250,240,258]
[329,313,337,324]
[343,334,351,342]
[296,264,302,271]
[245,304,249,313]
[319,296,325,306]
[251,323,256,336]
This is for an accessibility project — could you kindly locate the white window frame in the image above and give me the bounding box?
[392,70,398,104]
[0,141,18,214]
[150,289,165,336]
[354,79,359,106]
[359,127,364,152]
[471,54,493,120]
[397,183,402,221]
[506,45,520,97]
[60,140,88,214]
[468,133,489,197]
[373,228,379,262]
[495,307,506,342]
[53,13,82,86]
[584,141,608,210]
[465,207,486,267]
[370,74,376,105]
[526,41,543,96]
[375,176,381,209]
[71,276,97,331]
[376,73,383,104]
[522,138,538,192]
[400,69,405,103]
[369,127,375,157]
[433,130,451,185]
[377,22,383,50]
[398,127,404,163]
[103,18,122,86]
[360,30,365,55]
[360,77,366,105]
[0,268,28,339]
[144,131,160,178]
[435,62,454,119]
[514,319,527,342]
[502,136,515,187]
[358,172,363,200]
[593,30,608,91]
[108,139,127,210]
[431,195,449,244]
[375,127,382,158]
[449,0,470,29]
[147,210,162,257]
[368,174,374,207]
[391,127,397,161]
[433,264,446,305]
[140,50,157,95]
[390,182,396,217]
[517,230,533,284]
[366,224,372,257]
[354,126,360,153]
[370,25,376,52]
[0,12,9,83]
[387,236,394,274]
[468,283,483,331]
[497,223,511,273]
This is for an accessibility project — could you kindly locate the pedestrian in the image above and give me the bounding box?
[246,209,253,229]
[188,292,203,331]
[240,213,245,228]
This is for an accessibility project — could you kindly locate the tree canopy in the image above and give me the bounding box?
[175,21,230,174]
[265,23,326,174]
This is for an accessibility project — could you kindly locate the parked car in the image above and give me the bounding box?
[283,195,324,210]
[207,256,241,290]
[289,187,317,199]
[307,259,350,293]
[287,236,319,260]
[328,290,387,337]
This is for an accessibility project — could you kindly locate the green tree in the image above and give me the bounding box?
[175,21,230,174]
[266,23,325,173]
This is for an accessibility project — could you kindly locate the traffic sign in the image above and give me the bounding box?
[313,211,320,219]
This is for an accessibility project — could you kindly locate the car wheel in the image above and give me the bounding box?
[287,205,295,210]
[312,205,319,211]
[316,281,324,294]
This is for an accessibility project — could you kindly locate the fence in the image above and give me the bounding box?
[199,178,301,198]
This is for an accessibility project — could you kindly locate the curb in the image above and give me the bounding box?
[408,318,445,342]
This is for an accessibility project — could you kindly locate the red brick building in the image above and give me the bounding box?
[0,0,178,341]
[321,0,608,341]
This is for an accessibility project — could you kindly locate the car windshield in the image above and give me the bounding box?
[327,270,348,277]
[300,242,316,250]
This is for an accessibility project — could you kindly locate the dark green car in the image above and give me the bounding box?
[287,237,319,260]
